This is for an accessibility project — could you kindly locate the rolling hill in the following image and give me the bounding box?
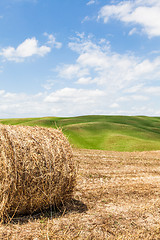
[1,115,160,151]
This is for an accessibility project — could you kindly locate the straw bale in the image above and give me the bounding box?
[0,124,76,221]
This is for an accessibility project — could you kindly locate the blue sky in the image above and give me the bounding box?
[0,0,160,118]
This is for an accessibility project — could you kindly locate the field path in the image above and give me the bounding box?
[1,149,160,239]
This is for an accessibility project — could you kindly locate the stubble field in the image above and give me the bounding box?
[1,148,160,239]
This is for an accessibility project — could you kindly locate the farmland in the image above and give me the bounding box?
[1,149,160,239]
[1,115,160,151]
[1,115,160,239]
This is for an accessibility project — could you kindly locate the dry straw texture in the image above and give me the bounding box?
[0,124,76,222]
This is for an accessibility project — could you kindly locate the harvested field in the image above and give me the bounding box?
[1,149,160,239]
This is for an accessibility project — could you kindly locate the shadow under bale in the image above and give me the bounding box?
[0,124,76,223]
[7,198,88,224]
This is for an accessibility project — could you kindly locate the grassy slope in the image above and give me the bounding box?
[1,115,160,151]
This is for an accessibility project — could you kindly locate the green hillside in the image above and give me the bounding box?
[1,115,160,151]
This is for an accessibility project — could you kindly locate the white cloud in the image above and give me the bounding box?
[0,88,105,118]
[0,90,42,118]
[144,86,160,95]
[131,95,148,101]
[17,38,50,57]
[0,34,62,62]
[98,0,160,37]
[99,1,132,23]
[110,103,119,108]
[0,90,65,118]
[1,33,160,118]
[124,84,144,93]
[0,38,51,62]
[58,64,80,79]
[0,83,158,118]
[0,90,5,95]
[76,77,92,84]
[59,36,160,92]
[53,35,160,116]
[116,94,149,102]
[57,64,89,80]
[44,87,104,103]
[44,87,105,116]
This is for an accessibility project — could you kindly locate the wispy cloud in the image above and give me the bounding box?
[98,0,160,37]
[128,27,138,36]
[87,0,96,6]
[81,16,90,23]
[44,33,62,49]
[41,79,54,90]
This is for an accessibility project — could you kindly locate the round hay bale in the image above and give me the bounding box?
[0,124,76,221]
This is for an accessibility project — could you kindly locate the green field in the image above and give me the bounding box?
[1,115,160,151]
